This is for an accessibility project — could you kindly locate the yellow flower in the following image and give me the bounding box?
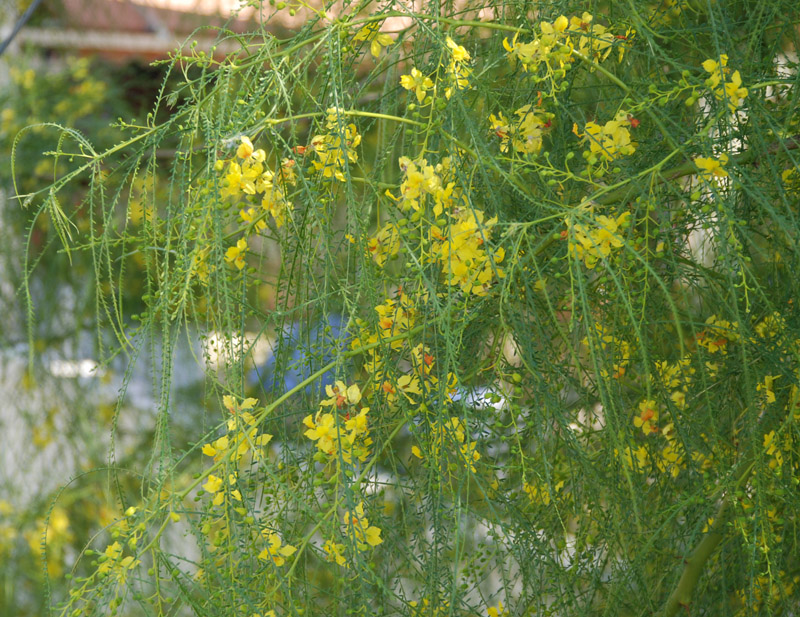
[583,112,636,161]
[225,237,248,270]
[488,601,509,617]
[321,381,361,408]
[236,136,254,159]
[258,531,297,567]
[757,375,780,404]
[695,153,729,182]
[444,59,472,99]
[323,540,347,566]
[568,211,630,269]
[400,68,434,103]
[343,502,383,548]
[446,37,471,62]
[367,223,401,266]
[303,412,337,455]
[634,399,659,434]
[203,475,223,494]
[354,22,393,58]
[702,54,748,112]
[488,112,511,151]
[617,445,649,471]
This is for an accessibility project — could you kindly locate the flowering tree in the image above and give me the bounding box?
[8,0,800,615]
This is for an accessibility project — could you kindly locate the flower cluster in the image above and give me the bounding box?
[413,417,480,473]
[217,136,296,227]
[523,479,564,506]
[379,344,457,408]
[201,396,272,507]
[488,104,554,155]
[429,208,506,296]
[655,356,694,410]
[503,16,573,73]
[97,541,139,580]
[702,54,748,112]
[400,68,434,103]
[389,155,463,215]
[618,422,686,478]
[695,315,739,354]
[579,111,637,162]
[443,37,472,99]
[323,502,383,567]
[308,108,362,182]
[399,37,472,103]
[503,12,630,75]
[582,323,632,379]
[568,211,630,269]
[366,222,401,266]
[303,382,373,465]
[634,399,659,435]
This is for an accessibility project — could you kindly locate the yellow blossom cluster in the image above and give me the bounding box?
[618,423,686,478]
[655,356,694,410]
[225,237,248,270]
[634,399,659,435]
[324,502,383,567]
[97,541,139,579]
[400,68,434,103]
[583,322,631,379]
[755,311,787,341]
[309,108,362,182]
[503,12,631,74]
[389,155,463,215]
[503,16,573,73]
[373,291,416,350]
[257,529,297,567]
[378,344,458,408]
[217,135,296,227]
[488,601,510,617]
[413,416,480,473]
[201,396,272,507]
[399,37,471,103]
[343,502,383,549]
[443,37,472,99]
[202,396,273,464]
[580,111,637,162]
[568,211,630,269]
[410,598,450,617]
[695,315,739,354]
[350,291,420,395]
[735,572,800,617]
[366,222,401,266]
[763,430,790,470]
[488,104,554,155]
[303,382,373,464]
[523,479,564,506]
[702,54,748,112]
[757,375,780,405]
[430,208,506,296]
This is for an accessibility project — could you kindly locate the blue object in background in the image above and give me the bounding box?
[250,313,349,397]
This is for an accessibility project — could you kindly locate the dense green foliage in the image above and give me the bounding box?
[3,0,800,615]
